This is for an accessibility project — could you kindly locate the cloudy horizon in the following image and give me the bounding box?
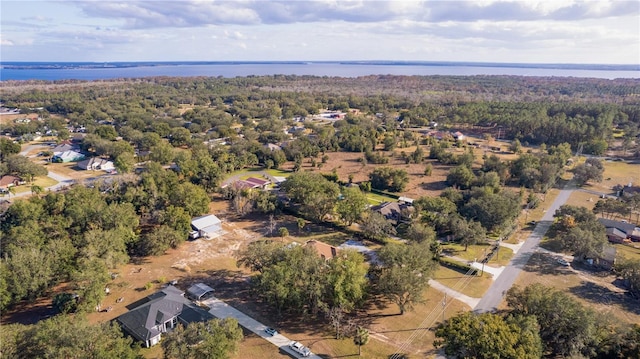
[1,0,639,64]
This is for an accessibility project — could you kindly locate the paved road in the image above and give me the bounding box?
[203,296,321,359]
[5,170,75,199]
[474,181,576,312]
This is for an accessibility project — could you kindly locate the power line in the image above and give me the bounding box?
[389,266,480,359]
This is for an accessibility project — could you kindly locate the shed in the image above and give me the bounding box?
[191,214,223,239]
[186,283,215,301]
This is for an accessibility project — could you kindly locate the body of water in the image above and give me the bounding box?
[1,62,639,81]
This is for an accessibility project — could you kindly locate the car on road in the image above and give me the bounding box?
[265,327,278,336]
[557,258,570,266]
[289,341,311,357]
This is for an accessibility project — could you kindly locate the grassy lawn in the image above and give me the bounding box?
[581,161,640,194]
[366,191,397,205]
[264,168,292,177]
[564,190,598,211]
[433,265,492,298]
[10,176,58,194]
[615,243,640,261]
[441,242,513,266]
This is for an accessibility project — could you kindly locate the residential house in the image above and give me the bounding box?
[605,227,629,244]
[371,201,413,224]
[190,214,223,239]
[116,285,214,348]
[51,142,75,155]
[264,143,282,152]
[598,218,640,242]
[453,131,465,140]
[77,157,115,171]
[0,175,23,190]
[305,240,340,260]
[223,177,271,191]
[52,150,85,163]
[599,247,617,270]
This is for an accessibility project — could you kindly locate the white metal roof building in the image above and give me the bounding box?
[191,214,223,239]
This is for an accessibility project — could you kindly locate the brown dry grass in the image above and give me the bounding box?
[511,252,640,324]
[285,137,533,200]
[581,160,640,195]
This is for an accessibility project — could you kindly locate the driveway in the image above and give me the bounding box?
[474,181,576,312]
[202,296,322,358]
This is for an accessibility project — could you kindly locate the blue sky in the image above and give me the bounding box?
[1,0,639,64]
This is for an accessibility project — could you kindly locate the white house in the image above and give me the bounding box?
[52,150,85,163]
[77,157,115,171]
[190,214,223,239]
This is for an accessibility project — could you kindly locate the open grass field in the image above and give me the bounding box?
[564,190,599,211]
[581,160,640,195]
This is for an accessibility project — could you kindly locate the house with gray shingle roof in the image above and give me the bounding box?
[115,285,214,347]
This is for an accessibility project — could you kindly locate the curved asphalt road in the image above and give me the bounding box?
[474,181,576,312]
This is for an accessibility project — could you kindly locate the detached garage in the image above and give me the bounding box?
[190,214,223,239]
[186,283,215,301]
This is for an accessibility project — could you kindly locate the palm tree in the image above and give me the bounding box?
[353,326,369,356]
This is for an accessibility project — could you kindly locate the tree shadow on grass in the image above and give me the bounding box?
[421,180,448,192]
[569,280,640,315]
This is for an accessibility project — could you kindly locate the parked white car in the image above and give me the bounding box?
[289,341,311,357]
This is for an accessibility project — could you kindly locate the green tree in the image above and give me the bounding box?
[462,190,520,232]
[162,318,243,359]
[114,152,136,173]
[446,165,476,189]
[573,158,604,186]
[369,167,409,192]
[405,222,436,243]
[507,284,603,357]
[2,315,141,359]
[336,187,368,225]
[353,326,370,356]
[509,138,522,154]
[169,127,192,147]
[377,241,437,314]
[73,257,111,313]
[281,172,340,222]
[149,140,175,164]
[5,154,48,178]
[0,137,21,161]
[614,257,640,297]
[138,225,183,256]
[360,210,396,241]
[448,216,486,251]
[434,311,542,359]
[326,249,368,311]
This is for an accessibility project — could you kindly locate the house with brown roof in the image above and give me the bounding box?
[305,240,340,261]
[0,175,23,189]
